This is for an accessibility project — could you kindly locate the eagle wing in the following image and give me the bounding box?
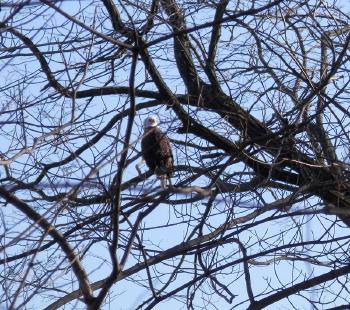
[141,127,173,177]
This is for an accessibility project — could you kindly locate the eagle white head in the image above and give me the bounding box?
[143,115,159,130]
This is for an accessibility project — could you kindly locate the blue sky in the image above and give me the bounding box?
[1,1,350,309]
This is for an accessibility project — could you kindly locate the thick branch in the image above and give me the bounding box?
[0,188,94,306]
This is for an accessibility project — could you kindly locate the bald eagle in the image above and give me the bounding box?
[141,116,173,188]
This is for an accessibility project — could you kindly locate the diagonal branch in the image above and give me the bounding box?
[247,263,350,309]
[0,187,95,307]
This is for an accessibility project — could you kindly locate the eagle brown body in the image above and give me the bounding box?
[141,116,173,187]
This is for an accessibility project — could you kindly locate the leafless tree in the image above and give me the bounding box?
[1,0,350,309]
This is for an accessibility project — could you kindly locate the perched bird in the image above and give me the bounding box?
[140,116,173,188]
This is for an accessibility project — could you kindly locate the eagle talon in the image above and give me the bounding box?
[160,176,166,189]
[136,159,145,178]
[159,176,168,189]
